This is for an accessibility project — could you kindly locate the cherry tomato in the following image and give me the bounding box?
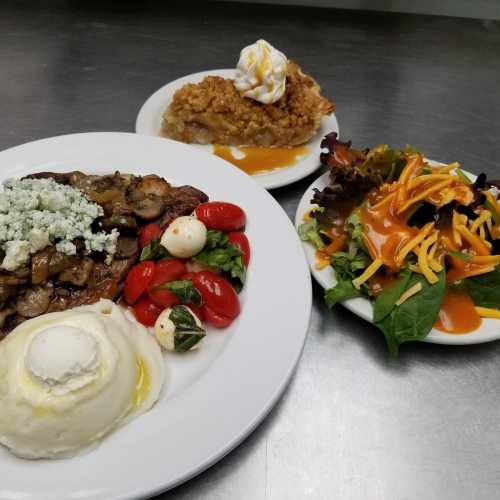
[190,271,240,319]
[139,223,163,248]
[187,304,205,322]
[147,288,179,308]
[228,232,251,267]
[195,202,246,231]
[124,261,155,305]
[203,305,233,328]
[132,296,162,327]
[147,259,186,307]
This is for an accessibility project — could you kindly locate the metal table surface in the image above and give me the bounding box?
[1,2,500,499]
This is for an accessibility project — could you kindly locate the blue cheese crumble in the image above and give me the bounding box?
[0,178,118,271]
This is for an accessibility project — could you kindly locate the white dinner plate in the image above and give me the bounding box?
[0,132,311,500]
[135,69,339,190]
[295,169,500,345]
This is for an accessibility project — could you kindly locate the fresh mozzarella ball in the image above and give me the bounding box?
[154,306,204,352]
[154,308,176,351]
[160,216,207,258]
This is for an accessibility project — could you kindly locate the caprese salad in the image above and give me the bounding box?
[124,201,250,352]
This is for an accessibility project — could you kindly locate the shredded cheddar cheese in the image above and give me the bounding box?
[395,222,434,266]
[418,231,439,284]
[352,258,383,289]
[456,225,491,256]
[475,307,500,319]
[397,179,454,214]
[395,282,423,306]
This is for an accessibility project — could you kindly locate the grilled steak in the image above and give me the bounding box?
[0,171,209,337]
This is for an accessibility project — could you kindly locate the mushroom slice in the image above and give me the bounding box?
[16,285,52,318]
[58,257,95,286]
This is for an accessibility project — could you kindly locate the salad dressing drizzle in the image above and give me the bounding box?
[434,289,482,334]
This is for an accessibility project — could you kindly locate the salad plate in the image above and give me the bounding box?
[0,132,311,500]
[135,70,340,190]
[296,169,500,346]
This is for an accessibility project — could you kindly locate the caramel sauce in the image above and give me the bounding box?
[213,145,309,175]
[360,192,418,271]
[434,289,482,334]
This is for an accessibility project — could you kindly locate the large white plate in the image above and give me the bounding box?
[0,132,311,500]
[135,69,339,190]
[295,170,500,345]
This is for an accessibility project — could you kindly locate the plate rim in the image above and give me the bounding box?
[294,166,500,346]
[135,69,339,190]
[0,131,312,500]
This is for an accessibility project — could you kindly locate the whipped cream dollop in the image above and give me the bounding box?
[234,39,288,104]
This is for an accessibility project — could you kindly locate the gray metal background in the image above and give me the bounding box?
[1,2,500,499]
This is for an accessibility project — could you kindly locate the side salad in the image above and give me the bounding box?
[300,133,500,355]
[124,201,250,352]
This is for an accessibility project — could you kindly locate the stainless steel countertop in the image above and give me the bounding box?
[1,3,500,499]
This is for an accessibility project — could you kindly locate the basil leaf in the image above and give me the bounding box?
[325,276,362,308]
[140,240,170,261]
[170,305,205,333]
[298,219,325,250]
[463,266,500,309]
[373,268,412,323]
[161,280,202,306]
[447,250,471,261]
[375,270,446,356]
[174,332,205,353]
[193,244,246,286]
[205,229,229,249]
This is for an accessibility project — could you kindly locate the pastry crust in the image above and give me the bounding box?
[161,61,334,147]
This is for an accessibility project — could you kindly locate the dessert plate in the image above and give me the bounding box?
[0,132,311,500]
[135,69,339,190]
[295,169,500,346]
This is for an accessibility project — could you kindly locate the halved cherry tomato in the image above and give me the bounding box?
[203,305,233,328]
[187,304,205,322]
[147,259,187,308]
[132,296,162,327]
[139,223,163,248]
[190,271,240,319]
[195,202,246,231]
[124,261,156,304]
[228,231,250,267]
[147,288,179,308]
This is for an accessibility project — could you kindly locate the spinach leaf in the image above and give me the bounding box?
[373,268,412,323]
[325,276,362,308]
[375,270,446,356]
[193,244,246,286]
[463,266,500,309]
[140,239,170,261]
[160,280,202,306]
[298,219,325,250]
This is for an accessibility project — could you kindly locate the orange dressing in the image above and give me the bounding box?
[360,192,418,271]
[314,203,354,265]
[213,145,309,175]
[368,272,398,296]
[434,289,482,334]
